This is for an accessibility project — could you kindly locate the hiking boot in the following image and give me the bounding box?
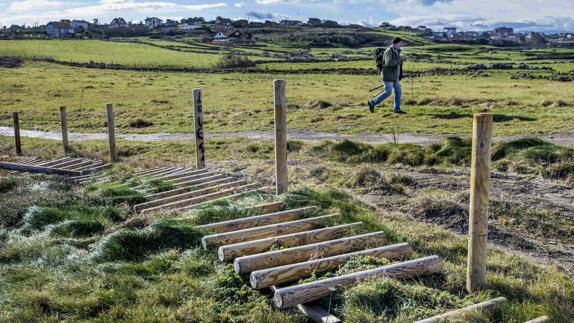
[367,101,375,113]
[394,110,406,114]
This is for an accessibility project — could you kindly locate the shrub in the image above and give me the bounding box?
[215,53,256,69]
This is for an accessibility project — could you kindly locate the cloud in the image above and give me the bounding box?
[8,0,63,12]
[246,11,276,20]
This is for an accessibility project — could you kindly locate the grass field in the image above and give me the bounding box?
[1,61,573,137]
[0,134,572,321]
[1,31,574,322]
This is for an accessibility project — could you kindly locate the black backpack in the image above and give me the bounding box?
[375,48,385,72]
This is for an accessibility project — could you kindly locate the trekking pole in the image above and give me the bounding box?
[411,77,414,101]
[369,84,384,92]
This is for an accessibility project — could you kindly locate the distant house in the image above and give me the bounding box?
[213,29,253,44]
[145,17,163,29]
[443,27,457,37]
[492,27,513,39]
[70,20,89,31]
[178,23,201,31]
[45,20,74,38]
[214,16,233,30]
[109,18,128,28]
[279,20,304,27]
[307,18,322,27]
[526,32,545,45]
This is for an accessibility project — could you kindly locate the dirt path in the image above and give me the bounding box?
[2,126,574,146]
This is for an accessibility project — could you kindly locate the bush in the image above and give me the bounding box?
[215,53,256,69]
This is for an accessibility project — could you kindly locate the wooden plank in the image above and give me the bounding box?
[201,214,337,249]
[0,161,81,176]
[297,303,341,323]
[140,183,259,215]
[234,231,388,274]
[193,88,206,169]
[467,113,493,293]
[219,222,362,262]
[147,175,232,200]
[415,297,507,323]
[274,79,288,195]
[134,179,248,213]
[133,170,213,189]
[35,157,73,167]
[198,206,319,234]
[273,256,443,309]
[250,242,413,289]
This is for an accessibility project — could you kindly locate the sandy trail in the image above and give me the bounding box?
[1,127,574,146]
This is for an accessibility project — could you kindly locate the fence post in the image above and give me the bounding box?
[106,103,118,162]
[12,112,22,156]
[59,106,69,152]
[193,88,205,169]
[274,79,288,195]
[466,113,493,293]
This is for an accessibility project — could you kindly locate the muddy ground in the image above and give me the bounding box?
[352,166,574,275]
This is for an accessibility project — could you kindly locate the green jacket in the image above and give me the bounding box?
[382,46,404,82]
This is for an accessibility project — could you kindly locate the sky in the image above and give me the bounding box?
[1,0,574,33]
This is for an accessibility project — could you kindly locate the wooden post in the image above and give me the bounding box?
[12,112,22,156]
[466,113,493,293]
[106,103,118,162]
[274,79,288,195]
[193,88,205,169]
[59,106,69,152]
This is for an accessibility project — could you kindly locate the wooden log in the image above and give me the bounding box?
[137,167,187,180]
[166,187,270,215]
[147,175,231,200]
[234,231,387,274]
[297,303,341,323]
[201,214,336,249]
[136,166,177,177]
[274,79,288,195]
[467,113,493,293]
[248,201,285,215]
[250,242,413,289]
[13,112,22,156]
[0,161,81,176]
[35,157,72,168]
[80,163,112,175]
[198,206,319,234]
[140,183,259,215]
[60,159,94,170]
[133,171,213,189]
[193,88,205,169]
[524,316,551,323]
[149,168,208,182]
[414,297,507,323]
[167,174,230,189]
[134,179,248,213]
[106,103,118,162]
[273,255,443,309]
[69,161,106,171]
[219,222,362,262]
[60,106,69,152]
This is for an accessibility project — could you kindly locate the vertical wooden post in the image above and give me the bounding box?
[106,103,118,162]
[59,106,69,152]
[12,112,22,156]
[466,113,493,293]
[274,79,288,195]
[193,88,206,169]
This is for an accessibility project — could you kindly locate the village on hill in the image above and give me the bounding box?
[2,16,574,47]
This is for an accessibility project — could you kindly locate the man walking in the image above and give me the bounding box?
[368,37,406,114]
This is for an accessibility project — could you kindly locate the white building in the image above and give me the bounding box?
[178,23,201,31]
[145,17,163,28]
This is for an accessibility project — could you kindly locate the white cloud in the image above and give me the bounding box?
[8,0,63,12]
